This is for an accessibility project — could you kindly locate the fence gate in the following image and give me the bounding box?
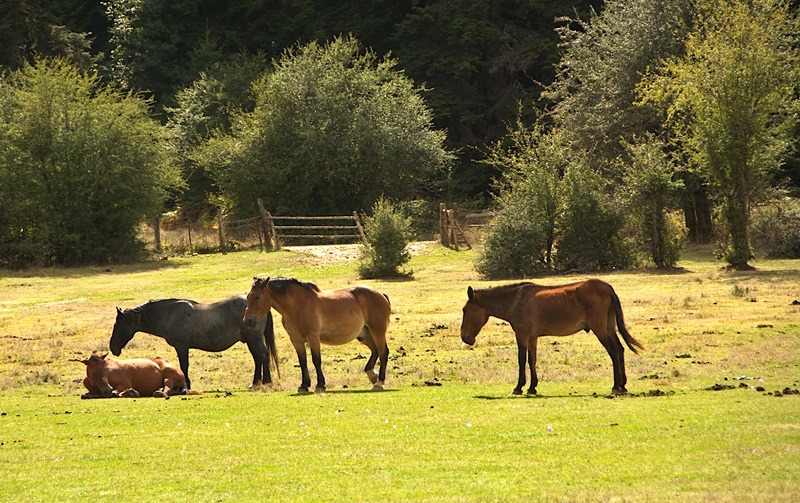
[255,203,367,251]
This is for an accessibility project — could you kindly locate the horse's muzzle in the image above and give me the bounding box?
[243,316,257,329]
[461,333,476,346]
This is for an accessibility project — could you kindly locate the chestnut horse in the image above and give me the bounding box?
[460,279,644,395]
[243,277,391,393]
[80,353,189,398]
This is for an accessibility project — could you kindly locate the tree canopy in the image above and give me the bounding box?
[198,36,452,216]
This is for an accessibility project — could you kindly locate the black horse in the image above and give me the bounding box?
[109,296,277,389]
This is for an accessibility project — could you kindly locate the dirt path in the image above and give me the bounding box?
[283,241,434,264]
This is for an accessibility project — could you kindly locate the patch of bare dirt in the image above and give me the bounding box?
[283,241,434,265]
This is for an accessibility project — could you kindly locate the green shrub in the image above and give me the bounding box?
[358,198,412,278]
[475,207,550,279]
[556,164,635,271]
[751,197,800,258]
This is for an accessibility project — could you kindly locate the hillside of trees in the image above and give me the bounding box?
[1,0,798,270]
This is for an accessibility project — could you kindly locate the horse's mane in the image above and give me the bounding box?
[474,282,534,308]
[129,298,199,314]
[268,277,320,296]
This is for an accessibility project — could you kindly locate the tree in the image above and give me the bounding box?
[543,0,716,244]
[0,58,180,266]
[621,136,685,268]
[639,0,799,269]
[393,0,600,199]
[199,35,452,216]
[167,50,268,216]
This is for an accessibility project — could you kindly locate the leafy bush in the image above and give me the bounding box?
[556,164,635,271]
[0,58,179,267]
[475,207,550,278]
[751,198,800,258]
[358,198,412,278]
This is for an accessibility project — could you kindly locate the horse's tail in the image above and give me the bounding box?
[263,310,280,379]
[610,288,644,354]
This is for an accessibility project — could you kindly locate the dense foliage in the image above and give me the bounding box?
[0,59,179,266]
[639,0,799,269]
[198,36,451,216]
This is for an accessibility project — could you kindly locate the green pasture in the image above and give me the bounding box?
[1,244,799,501]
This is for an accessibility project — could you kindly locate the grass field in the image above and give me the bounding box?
[1,243,798,501]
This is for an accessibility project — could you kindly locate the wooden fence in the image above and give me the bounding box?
[438,203,495,250]
[252,200,367,251]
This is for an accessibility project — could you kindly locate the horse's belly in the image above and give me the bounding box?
[319,320,364,345]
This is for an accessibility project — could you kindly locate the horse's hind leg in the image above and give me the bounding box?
[606,314,628,392]
[593,326,626,394]
[245,339,268,388]
[527,337,539,395]
[357,327,380,385]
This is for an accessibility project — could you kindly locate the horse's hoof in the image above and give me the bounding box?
[612,387,628,395]
[153,389,167,398]
[314,386,326,394]
[527,388,537,395]
[250,380,263,390]
[297,386,310,394]
[372,381,385,391]
[512,388,523,395]
[366,369,379,385]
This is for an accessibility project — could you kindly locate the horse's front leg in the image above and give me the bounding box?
[175,346,191,390]
[308,338,326,394]
[527,336,539,395]
[290,338,312,394]
[513,332,528,395]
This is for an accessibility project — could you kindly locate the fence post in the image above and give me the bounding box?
[447,209,458,249]
[256,199,273,252]
[217,208,227,254]
[439,203,450,248]
[153,214,162,252]
[187,218,193,255]
[266,211,281,251]
[253,204,264,252]
[353,211,368,245]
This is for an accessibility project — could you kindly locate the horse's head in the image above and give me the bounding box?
[243,277,272,329]
[460,286,490,346]
[81,353,114,398]
[109,307,137,356]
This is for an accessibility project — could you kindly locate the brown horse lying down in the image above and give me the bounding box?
[460,279,645,395]
[80,353,191,398]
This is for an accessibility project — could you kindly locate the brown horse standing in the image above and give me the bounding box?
[243,277,391,393]
[460,279,644,395]
[80,353,188,398]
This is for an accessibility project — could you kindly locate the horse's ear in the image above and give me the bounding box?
[467,286,475,300]
[100,353,108,360]
[80,358,90,366]
[116,307,122,315]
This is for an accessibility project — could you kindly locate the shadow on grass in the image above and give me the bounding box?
[290,388,402,396]
[473,393,597,400]
[2,257,186,280]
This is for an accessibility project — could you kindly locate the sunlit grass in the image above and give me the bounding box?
[0,242,798,501]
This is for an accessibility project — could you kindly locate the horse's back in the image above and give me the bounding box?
[517,279,614,334]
